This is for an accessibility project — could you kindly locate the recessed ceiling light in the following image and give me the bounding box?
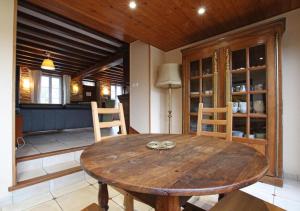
[197,7,206,15]
[129,1,137,9]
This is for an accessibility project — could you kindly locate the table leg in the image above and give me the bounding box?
[155,196,180,211]
[98,181,109,211]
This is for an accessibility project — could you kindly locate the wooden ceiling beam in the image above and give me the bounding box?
[18,12,120,53]
[17,42,99,63]
[17,28,112,57]
[18,2,124,48]
[17,49,89,69]
[16,55,84,71]
[72,51,124,80]
[17,46,95,65]
[17,37,102,61]
[16,58,80,72]
[16,62,75,75]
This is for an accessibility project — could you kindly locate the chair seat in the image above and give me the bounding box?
[210,190,285,211]
[81,203,101,211]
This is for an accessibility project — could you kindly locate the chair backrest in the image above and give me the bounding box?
[197,102,233,141]
[91,101,127,142]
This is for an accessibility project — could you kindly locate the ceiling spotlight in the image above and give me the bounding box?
[197,7,206,15]
[129,1,137,9]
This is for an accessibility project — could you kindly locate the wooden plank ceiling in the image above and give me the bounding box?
[28,0,300,51]
[16,1,129,85]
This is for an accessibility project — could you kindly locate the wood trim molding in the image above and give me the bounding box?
[9,166,82,191]
[16,145,89,163]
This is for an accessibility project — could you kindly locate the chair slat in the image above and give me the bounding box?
[202,107,227,113]
[97,108,119,114]
[197,103,233,141]
[99,120,121,128]
[201,119,227,125]
[200,131,227,138]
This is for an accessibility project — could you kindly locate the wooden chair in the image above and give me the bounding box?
[197,102,233,141]
[87,101,134,211]
[210,190,285,211]
[91,101,127,142]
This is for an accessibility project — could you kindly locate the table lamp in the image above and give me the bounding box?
[156,63,181,134]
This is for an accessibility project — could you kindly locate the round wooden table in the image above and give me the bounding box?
[80,134,268,211]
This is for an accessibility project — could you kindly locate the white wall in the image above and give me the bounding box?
[281,9,300,178]
[149,46,166,133]
[130,41,150,133]
[163,8,300,177]
[0,0,16,201]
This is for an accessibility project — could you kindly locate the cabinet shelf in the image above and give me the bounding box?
[233,113,247,117]
[250,113,267,118]
[249,90,267,94]
[233,113,267,118]
[249,65,266,71]
[232,91,247,95]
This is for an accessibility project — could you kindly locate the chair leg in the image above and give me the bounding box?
[218,193,225,201]
[98,182,109,211]
[124,192,134,211]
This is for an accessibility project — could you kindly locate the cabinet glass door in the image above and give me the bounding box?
[189,54,216,133]
[228,44,267,141]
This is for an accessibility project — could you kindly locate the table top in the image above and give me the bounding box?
[80,134,268,196]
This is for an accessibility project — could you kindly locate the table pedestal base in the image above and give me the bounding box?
[155,196,180,211]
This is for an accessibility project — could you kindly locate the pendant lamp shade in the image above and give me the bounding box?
[156,63,181,88]
[41,52,55,70]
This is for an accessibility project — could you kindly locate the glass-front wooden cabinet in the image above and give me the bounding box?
[182,19,285,183]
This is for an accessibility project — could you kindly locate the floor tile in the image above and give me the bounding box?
[134,200,152,211]
[43,161,79,174]
[43,152,75,167]
[3,192,53,211]
[275,179,300,202]
[274,196,300,211]
[56,186,98,210]
[16,144,39,158]
[51,180,90,198]
[242,182,275,195]
[189,195,218,210]
[74,150,83,163]
[50,171,85,193]
[23,200,62,211]
[85,172,98,185]
[25,135,57,145]
[17,168,47,182]
[17,159,43,173]
[33,141,68,153]
[12,181,50,204]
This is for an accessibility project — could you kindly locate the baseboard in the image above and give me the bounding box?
[260,175,283,187]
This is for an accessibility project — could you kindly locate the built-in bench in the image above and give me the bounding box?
[19,104,93,133]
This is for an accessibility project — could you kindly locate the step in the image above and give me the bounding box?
[16,145,89,163]
[9,166,82,191]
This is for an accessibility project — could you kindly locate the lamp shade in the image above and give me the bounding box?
[41,58,55,70]
[156,63,181,88]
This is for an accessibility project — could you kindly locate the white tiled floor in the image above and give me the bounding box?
[17,128,117,158]
[2,177,300,211]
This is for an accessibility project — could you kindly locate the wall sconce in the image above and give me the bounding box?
[102,86,110,96]
[72,84,79,94]
[22,78,31,90]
